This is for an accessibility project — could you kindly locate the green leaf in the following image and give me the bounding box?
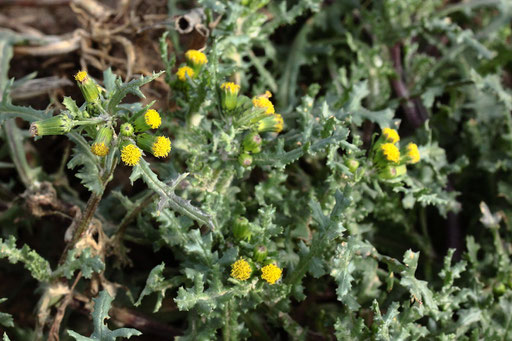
[67,132,103,194]
[106,71,164,114]
[135,263,178,312]
[67,290,141,341]
[54,248,104,279]
[0,236,52,282]
[62,96,81,119]
[0,99,51,123]
[3,333,11,341]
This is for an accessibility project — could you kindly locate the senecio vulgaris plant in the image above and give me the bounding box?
[4,0,512,339]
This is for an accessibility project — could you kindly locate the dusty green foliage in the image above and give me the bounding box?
[1,0,512,340]
[67,291,141,340]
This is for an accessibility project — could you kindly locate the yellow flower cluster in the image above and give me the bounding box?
[144,109,162,129]
[121,144,142,166]
[382,128,400,144]
[185,49,208,66]
[177,66,195,81]
[252,96,275,115]
[91,142,109,157]
[261,264,282,285]
[231,259,252,281]
[221,82,240,95]
[152,136,171,158]
[74,70,88,83]
[381,143,400,163]
[406,143,420,164]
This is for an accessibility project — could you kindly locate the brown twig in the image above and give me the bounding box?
[48,273,83,341]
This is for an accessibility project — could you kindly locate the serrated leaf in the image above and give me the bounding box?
[67,290,141,340]
[135,263,176,312]
[67,132,103,194]
[54,248,104,279]
[106,71,164,114]
[0,236,52,282]
[62,96,81,119]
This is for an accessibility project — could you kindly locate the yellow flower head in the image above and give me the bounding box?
[261,263,282,284]
[144,109,161,129]
[74,70,88,83]
[252,96,275,114]
[185,49,208,66]
[231,259,252,281]
[177,66,195,81]
[91,142,109,157]
[406,143,420,164]
[382,128,400,144]
[121,144,142,166]
[221,82,240,95]
[381,143,400,163]
[152,136,171,158]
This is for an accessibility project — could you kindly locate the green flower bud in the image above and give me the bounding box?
[253,245,268,263]
[243,131,262,154]
[344,158,359,173]
[378,164,407,180]
[494,283,506,296]
[220,82,240,111]
[233,217,251,241]
[238,152,253,167]
[120,123,134,137]
[75,71,101,104]
[30,114,74,137]
[91,126,113,157]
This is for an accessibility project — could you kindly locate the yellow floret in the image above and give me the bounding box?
[221,82,240,94]
[74,70,88,83]
[231,259,252,281]
[152,136,171,158]
[185,49,208,66]
[261,263,282,284]
[252,96,275,114]
[144,109,161,129]
[177,66,195,81]
[381,143,400,163]
[274,114,284,133]
[121,144,142,166]
[406,143,420,164]
[382,128,400,144]
[91,142,109,157]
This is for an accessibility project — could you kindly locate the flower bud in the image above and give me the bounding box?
[344,158,359,173]
[30,114,74,137]
[238,153,253,167]
[232,217,252,241]
[257,114,283,133]
[137,133,172,158]
[220,82,240,111]
[176,66,195,81]
[243,131,262,154]
[381,128,400,144]
[253,245,268,263]
[185,49,207,71]
[403,142,420,164]
[378,164,407,180]
[91,126,113,157]
[134,109,161,132]
[120,123,134,137]
[75,71,101,104]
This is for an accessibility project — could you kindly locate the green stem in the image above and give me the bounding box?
[114,191,156,240]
